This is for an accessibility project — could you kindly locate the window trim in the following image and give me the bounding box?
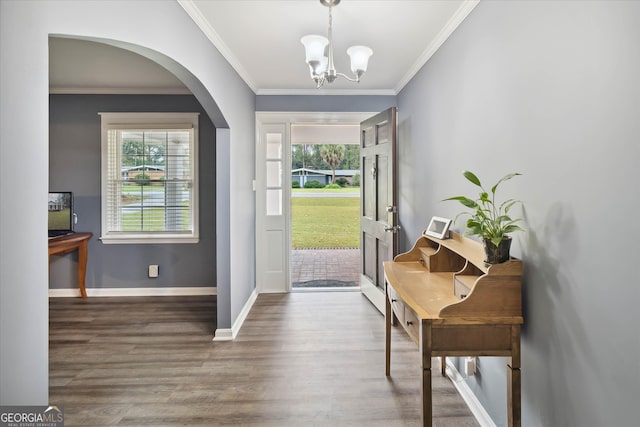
[99,112,199,244]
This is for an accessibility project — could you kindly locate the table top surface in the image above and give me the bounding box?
[48,232,93,248]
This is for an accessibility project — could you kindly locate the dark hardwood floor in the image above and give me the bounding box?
[50,292,479,426]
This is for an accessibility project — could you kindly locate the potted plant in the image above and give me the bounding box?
[444,171,523,264]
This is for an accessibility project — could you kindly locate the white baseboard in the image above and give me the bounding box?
[292,287,360,293]
[213,289,258,341]
[49,286,217,298]
[212,328,233,341]
[445,358,497,427]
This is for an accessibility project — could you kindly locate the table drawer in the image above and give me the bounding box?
[454,275,476,299]
[387,286,406,325]
[403,305,420,344]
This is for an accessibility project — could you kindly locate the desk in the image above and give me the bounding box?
[48,232,92,299]
[384,232,522,427]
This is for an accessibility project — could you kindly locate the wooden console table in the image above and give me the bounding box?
[384,231,522,427]
[48,232,92,299]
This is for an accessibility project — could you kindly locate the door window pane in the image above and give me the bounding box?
[266,189,282,216]
[266,133,282,159]
[266,161,282,187]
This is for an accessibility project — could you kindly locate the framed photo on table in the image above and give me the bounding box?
[425,216,452,239]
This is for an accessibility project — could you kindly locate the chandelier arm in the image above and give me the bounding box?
[335,72,360,83]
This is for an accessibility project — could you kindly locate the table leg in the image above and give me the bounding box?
[385,283,391,376]
[508,324,521,427]
[78,239,89,299]
[420,320,432,427]
[507,366,521,427]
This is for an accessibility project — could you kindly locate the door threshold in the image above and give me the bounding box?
[292,287,361,293]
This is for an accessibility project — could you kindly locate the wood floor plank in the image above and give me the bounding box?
[50,293,479,426]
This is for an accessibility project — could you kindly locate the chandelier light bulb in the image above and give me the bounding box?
[300,35,329,64]
[347,45,373,75]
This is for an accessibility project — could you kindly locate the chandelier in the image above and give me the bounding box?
[300,0,373,88]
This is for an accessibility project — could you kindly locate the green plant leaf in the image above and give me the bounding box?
[491,172,522,194]
[452,211,470,224]
[443,196,478,209]
[490,236,504,247]
[463,171,482,187]
[466,220,483,236]
[501,199,520,213]
[503,224,524,234]
[467,219,481,227]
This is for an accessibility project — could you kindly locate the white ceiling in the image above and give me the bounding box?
[49,0,479,96]
[49,38,191,94]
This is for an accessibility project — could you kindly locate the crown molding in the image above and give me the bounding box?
[395,0,480,93]
[178,0,257,92]
[49,87,193,95]
[256,111,375,124]
[255,88,397,96]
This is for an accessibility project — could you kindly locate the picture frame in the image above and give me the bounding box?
[424,216,452,239]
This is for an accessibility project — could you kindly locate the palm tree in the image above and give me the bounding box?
[319,144,345,184]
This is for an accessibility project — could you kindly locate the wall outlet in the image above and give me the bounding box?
[148,264,159,278]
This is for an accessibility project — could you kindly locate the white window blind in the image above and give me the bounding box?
[100,113,199,244]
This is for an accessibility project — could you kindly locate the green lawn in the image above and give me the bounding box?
[48,208,71,229]
[292,197,360,248]
[121,203,190,232]
[122,207,168,231]
[122,184,164,192]
[292,187,360,194]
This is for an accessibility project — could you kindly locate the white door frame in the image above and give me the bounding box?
[255,112,374,294]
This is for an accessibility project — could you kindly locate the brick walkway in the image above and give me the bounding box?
[291,248,359,288]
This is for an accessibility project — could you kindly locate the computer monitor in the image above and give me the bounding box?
[48,192,74,238]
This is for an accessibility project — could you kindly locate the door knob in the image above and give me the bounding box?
[384,225,401,233]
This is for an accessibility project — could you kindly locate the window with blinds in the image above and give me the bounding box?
[99,112,199,244]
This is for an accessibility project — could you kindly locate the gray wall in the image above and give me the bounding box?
[397,1,639,425]
[49,94,216,290]
[0,0,255,404]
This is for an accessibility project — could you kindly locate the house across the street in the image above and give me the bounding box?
[121,165,165,181]
[292,168,359,186]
